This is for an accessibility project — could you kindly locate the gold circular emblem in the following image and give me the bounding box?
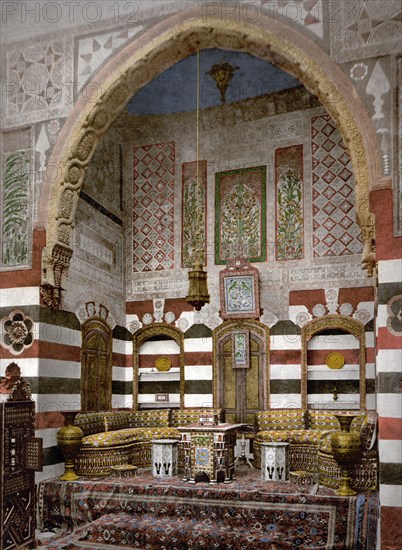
[155,356,172,372]
[326,352,345,370]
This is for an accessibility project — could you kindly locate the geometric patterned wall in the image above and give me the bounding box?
[133,142,175,272]
[311,114,363,257]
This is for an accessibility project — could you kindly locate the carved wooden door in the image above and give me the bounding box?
[214,322,268,425]
[81,318,112,412]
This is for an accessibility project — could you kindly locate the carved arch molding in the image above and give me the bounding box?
[42,9,378,289]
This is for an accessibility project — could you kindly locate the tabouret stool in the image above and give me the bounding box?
[261,441,289,482]
[152,439,178,477]
[110,464,138,478]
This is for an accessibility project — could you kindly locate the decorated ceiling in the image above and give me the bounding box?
[127,48,301,115]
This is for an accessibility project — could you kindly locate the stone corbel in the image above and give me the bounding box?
[358,212,376,278]
[41,244,73,309]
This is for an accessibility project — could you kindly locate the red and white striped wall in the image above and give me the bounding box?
[371,187,402,549]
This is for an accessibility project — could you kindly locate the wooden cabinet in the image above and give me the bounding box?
[0,387,42,550]
[178,423,241,484]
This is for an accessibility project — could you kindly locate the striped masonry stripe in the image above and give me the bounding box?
[184,395,213,407]
[376,349,402,373]
[377,394,402,418]
[380,463,402,485]
[379,417,402,439]
[379,440,402,463]
[0,287,41,307]
[377,327,402,349]
[184,365,212,379]
[377,259,402,285]
[138,341,180,354]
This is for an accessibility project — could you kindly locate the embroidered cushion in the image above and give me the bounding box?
[256,429,332,445]
[257,409,307,431]
[104,411,132,432]
[75,412,109,436]
[171,408,223,427]
[307,411,340,431]
[128,409,171,427]
[82,426,180,448]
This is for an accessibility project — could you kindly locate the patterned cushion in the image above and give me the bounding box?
[128,409,171,427]
[171,408,223,427]
[319,433,333,454]
[257,409,307,431]
[308,410,366,432]
[307,411,340,431]
[82,427,180,448]
[104,412,132,432]
[75,412,109,436]
[256,429,332,445]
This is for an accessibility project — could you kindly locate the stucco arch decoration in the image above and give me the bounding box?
[40,6,379,293]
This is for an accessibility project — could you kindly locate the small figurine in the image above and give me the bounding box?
[0,362,21,394]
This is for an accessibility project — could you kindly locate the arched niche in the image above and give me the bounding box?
[133,323,184,410]
[81,316,113,412]
[213,320,270,424]
[301,315,366,410]
[40,6,379,289]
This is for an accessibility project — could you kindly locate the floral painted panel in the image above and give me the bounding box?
[2,151,30,267]
[224,276,255,315]
[233,331,248,367]
[275,145,304,261]
[215,166,266,264]
[182,160,207,268]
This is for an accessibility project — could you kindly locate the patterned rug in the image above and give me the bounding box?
[38,466,378,549]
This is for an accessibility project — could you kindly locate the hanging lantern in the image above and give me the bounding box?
[207,61,239,103]
[186,260,210,311]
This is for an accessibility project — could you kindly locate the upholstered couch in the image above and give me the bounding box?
[73,408,223,476]
[253,408,378,491]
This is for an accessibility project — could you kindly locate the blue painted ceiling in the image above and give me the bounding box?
[127,48,301,115]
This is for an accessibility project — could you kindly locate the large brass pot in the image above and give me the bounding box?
[331,412,361,496]
[57,411,83,481]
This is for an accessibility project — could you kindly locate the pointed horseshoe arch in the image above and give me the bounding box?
[40,6,380,286]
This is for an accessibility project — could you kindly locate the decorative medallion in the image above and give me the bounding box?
[155,356,172,372]
[386,294,402,336]
[312,304,326,317]
[142,313,153,325]
[326,352,345,370]
[165,311,176,324]
[1,310,34,355]
[339,303,353,316]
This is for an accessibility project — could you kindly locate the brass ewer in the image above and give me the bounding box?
[57,411,83,481]
[331,412,361,496]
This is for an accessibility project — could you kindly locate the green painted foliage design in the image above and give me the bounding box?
[183,178,206,267]
[277,169,303,260]
[2,151,29,266]
[220,183,260,260]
